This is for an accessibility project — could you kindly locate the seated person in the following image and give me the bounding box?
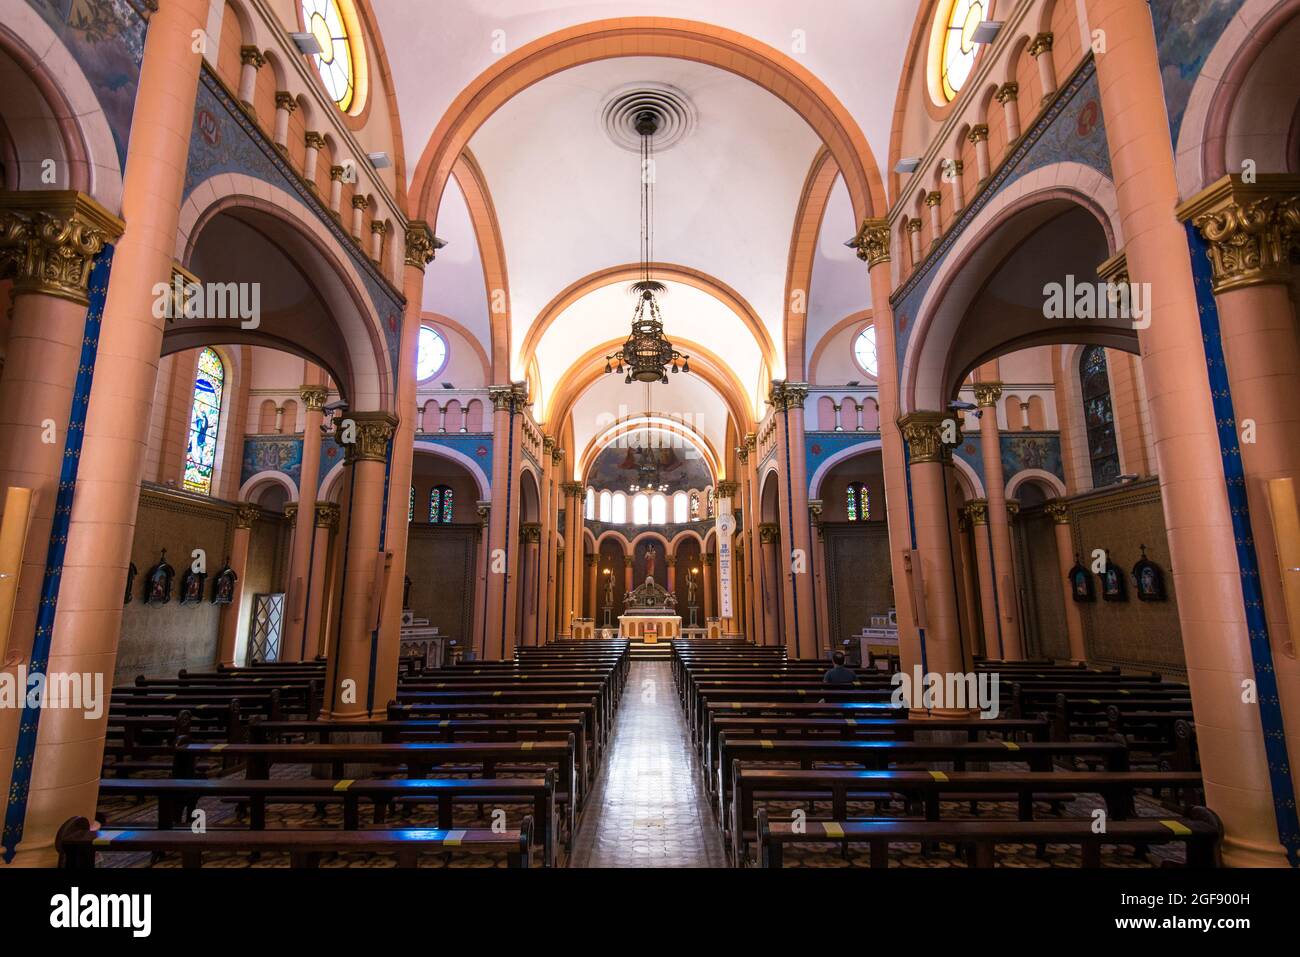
[823,650,856,684]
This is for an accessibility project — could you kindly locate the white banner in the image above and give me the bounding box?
[716,504,735,620]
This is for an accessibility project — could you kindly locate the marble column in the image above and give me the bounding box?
[586,555,598,623]
[967,125,990,183]
[544,446,564,642]
[738,436,765,646]
[217,503,260,666]
[520,522,541,646]
[948,159,965,210]
[237,45,263,109]
[702,553,717,620]
[323,412,396,718]
[350,195,368,242]
[996,82,1021,142]
[1029,32,1057,102]
[666,554,677,592]
[483,383,526,660]
[924,190,943,248]
[623,554,634,596]
[906,217,923,265]
[303,131,324,186]
[975,381,1022,659]
[328,165,345,219]
[809,500,831,650]
[369,221,386,264]
[1044,501,1086,663]
[272,91,296,151]
[283,383,327,660]
[535,438,555,646]
[472,501,490,652]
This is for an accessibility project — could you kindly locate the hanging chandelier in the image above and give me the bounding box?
[605,111,689,384]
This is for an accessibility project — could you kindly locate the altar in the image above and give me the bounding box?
[617,573,681,642]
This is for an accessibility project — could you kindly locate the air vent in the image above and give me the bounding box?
[599,83,698,154]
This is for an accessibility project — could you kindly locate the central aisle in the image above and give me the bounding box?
[569,661,726,868]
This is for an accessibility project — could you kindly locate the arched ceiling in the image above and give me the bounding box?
[804,174,872,376]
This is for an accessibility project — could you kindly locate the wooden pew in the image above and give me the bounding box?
[57,814,534,869]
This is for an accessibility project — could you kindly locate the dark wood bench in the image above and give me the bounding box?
[57,814,534,868]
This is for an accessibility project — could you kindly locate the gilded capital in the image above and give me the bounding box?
[404,220,443,271]
[973,381,1003,408]
[370,220,387,236]
[520,522,542,544]
[476,500,491,526]
[283,502,299,522]
[964,499,988,526]
[995,82,1019,104]
[1177,174,1300,293]
[329,165,347,182]
[1044,500,1071,525]
[967,124,989,144]
[235,503,261,528]
[586,554,598,567]
[702,553,714,567]
[906,217,923,234]
[299,385,328,412]
[543,436,556,455]
[717,480,739,498]
[1028,32,1054,57]
[560,481,585,498]
[239,45,265,68]
[847,217,891,268]
[488,382,529,413]
[1096,248,1129,286]
[769,380,809,411]
[666,555,677,567]
[899,411,956,465]
[0,190,124,304]
[551,446,565,466]
[758,523,780,545]
[623,555,634,567]
[304,131,326,150]
[924,190,942,208]
[336,411,398,463]
[1005,500,1021,521]
[314,501,340,529]
[275,91,297,111]
[351,195,369,210]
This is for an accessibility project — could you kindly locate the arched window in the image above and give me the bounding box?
[611,493,627,525]
[1080,346,1121,488]
[935,0,987,102]
[632,493,650,526]
[301,0,360,112]
[585,487,595,520]
[183,348,225,495]
[854,325,878,377]
[846,482,869,522]
[429,484,453,524]
[689,491,701,521]
[599,490,613,522]
[650,494,667,525]
[409,486,415,523]
[672,492,689,524]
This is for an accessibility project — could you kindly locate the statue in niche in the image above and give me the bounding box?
[1100,550,1127,602]
[1067,556,1095,603]
[212,560,237,605]
[144,551,175,606]
[1132,545,1166,602]
[180,563,206,605]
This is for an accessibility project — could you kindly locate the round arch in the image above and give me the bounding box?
[412,440,492,499]
[1006,468,1068,500]
[579,417,722,491]
[239,469,300,503]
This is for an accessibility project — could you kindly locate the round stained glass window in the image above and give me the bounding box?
[302,0,357,112]
[416,327,447,381]
[939,0,987,102]
[854,325,878,377]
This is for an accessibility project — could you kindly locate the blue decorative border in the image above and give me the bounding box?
[1185,221,1299,865]
[414,432,494,491]
[3,246,115,861]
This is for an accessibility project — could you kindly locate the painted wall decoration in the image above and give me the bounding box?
[144,550,175,606]
[1001,433,1063,481]
[805,431,882,487]
[1150,0,1244,145]
[414,432,494,486]
[1069,559,1095,602]
[179,565,206,605]
[586,430,711,492]
[25,0,148,168]
[212,563,237,605]
[1101,551,1128,602]
[1132,545,1167,601]
[241,436,304,488]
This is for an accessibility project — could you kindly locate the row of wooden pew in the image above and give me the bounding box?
[670,640,1220,868]
[59,641,631,868]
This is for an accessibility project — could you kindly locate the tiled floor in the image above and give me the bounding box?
[569,662,726,868]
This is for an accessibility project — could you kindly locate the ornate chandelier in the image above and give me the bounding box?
[605,111,689,384]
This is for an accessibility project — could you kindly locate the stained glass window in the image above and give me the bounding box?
[938,0,986,102]
[429,485,453,524]
[854,326,878,377]
[302,0,357,112]
[707,488,715,518]
[409,486,414,523]
[183,348,224,495]
[690,491,701,521]
[1080,346,1121,488]
[846,482,870,522]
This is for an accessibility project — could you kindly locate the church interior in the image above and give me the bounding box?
[0,0,1297,892]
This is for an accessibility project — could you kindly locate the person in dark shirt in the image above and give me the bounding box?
[823,650,856,684]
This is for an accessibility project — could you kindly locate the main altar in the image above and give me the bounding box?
[618,573,681,642]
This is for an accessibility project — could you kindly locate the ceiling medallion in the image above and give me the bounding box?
[599,83,697,154]
[605,111,689,385]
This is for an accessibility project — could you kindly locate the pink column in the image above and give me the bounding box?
[520,523,541,646]
[1029,33,1057,101]
[1,0,208,867]
[996,82,1021,141]
[272,91,295,150]
[948,159,966,210]
[328,165,345,218]
[483,385,526,659]
[907,218,923,264]
[323,413,396,718]
[1045,501,1086,662]
[739,437,765,646]
[925,191,943,247]
[471,501,490,651]
[623,554,634,595]
[558,482,581,635]
[237,45,263,107]
[666,555,677,592]
[964,501,1001,657]
[535,438,555,644]
[217,503,259,666]
[283,383,325,660]
[702,553,717,620]
[303,131,324,185]
[1087,0,1287,866]
[975,382,1022,658]
[758,525,781,646]
[350,195,367,241]
[967,125,990,183]
[369,221,386,264]
[304,502,339,658]
[770,382,816,658]
[586,555,598,622]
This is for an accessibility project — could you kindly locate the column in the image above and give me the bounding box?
[483,384,526,660]
[738,436,765,647]
[975,381,1022,659]
[350,195,368,242]
[924,191,943,248]
[1044,501,1086,663]
[0,0,208,867]
[758,523,781,646]
[303,131,324,186]
[305,502,339,658]
[1029,32,1057,101]
[898,412,969,714]
[283,383,326,660]
[217,504,260,666]
[955,507,983,660]
[623,553,633,595]
[237,45,263,108]
[272,91,296,151]
[544,447,564,642]
[323,412,396,718]
[1087,0,1288,866]
[996,82,1021,142]
[471,501,490,652]
[809,500,832,651]
[702,553,717,619]
[948,159,966,210]
[535,438,555,645]
[906,218,923,265]
[963,500,1001,657]
[1180,175,1300,808]
[666,554,677,592]
[586,554,598,623]
[769,381,816,659]
[520,523,541,646]
[967,125,990,183]
[369,221,386,264]
[717,479,741,635]
[328,165,345,219]
[558,481,583,635]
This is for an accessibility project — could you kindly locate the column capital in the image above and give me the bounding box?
[336,411,397,463]
[404,220,444,270]
[489,382,529,412]
[973,381,1003,408]
[0,190,124,304]
[476,500,491,526]
[551,446,565,466]
[808,499,823,523]
[275,91,297,111]
[847,217,891,267]
[519,522,542,543]
[543,435,556,454]
[1177,174,1300,293]
[369,220,387,236]
[716,480,739,498]
[1044,500,1071,525]
[559,481,585,497]
[1028,32,1054,57]
[905,217,923,234]
[758,523,780,544]
[623,555,634,567]
[967,124,989,143]
[898,411,955,465]
[239,45,265,68]
[283,502,299,522]
[1096,248,1129,286]
[235,503,261,528]
[314,501,340,529]
[995,81,1019,104]
[1005,500,1021,521]
[329,164,347,182]
[924,190,942,207]
[299,385,328,412]
[304,130,326,150]
[351,195,369,211]
[769,380,809,411]
[963,499,989,525]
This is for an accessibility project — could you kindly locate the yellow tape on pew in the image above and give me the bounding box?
[797,689,807,696]
[439,720,450,727]
[521,741,535,750]
[557,703,567,710]
[844,719,856,726]
[493,691,502,697]
[1160,819,1192,835]
[93,837,114,847]
[211,744,227,752]
[1001,741,1020,751]
[334,779,353,792]
[822,822,845,838]
[443,830,466,846]
[760,740,774,749]
[929,770,948,782]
